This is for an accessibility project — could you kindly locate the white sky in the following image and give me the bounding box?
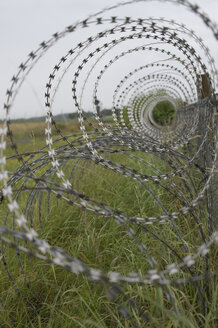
[1,0,218,119]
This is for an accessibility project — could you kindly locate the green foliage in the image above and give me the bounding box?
[122,106,130,127]
[152,101,176,126]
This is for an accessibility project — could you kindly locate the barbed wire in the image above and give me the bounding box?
[1,0,218,326]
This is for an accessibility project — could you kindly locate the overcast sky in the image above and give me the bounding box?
[1,0,218,119]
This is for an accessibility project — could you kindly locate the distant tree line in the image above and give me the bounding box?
[68,109,112,119]
[0,109,113,123]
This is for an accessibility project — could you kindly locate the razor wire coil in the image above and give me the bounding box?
[1,0,218,326]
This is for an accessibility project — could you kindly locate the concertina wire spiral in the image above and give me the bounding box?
[1,0,218,326]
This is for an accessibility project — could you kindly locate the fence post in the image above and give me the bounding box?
[195,75,218,231]
[210,95,218,230]
[200,74,218,231]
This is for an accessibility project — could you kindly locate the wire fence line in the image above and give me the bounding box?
[1,0,218,326]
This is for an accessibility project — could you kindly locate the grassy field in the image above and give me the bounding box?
[0,120,217,328]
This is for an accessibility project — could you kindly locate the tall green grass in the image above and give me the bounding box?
[0,123,217,328]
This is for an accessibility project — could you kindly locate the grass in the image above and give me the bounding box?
[0,120,217,327]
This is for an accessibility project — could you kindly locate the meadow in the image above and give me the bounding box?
[0,119,217,328]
